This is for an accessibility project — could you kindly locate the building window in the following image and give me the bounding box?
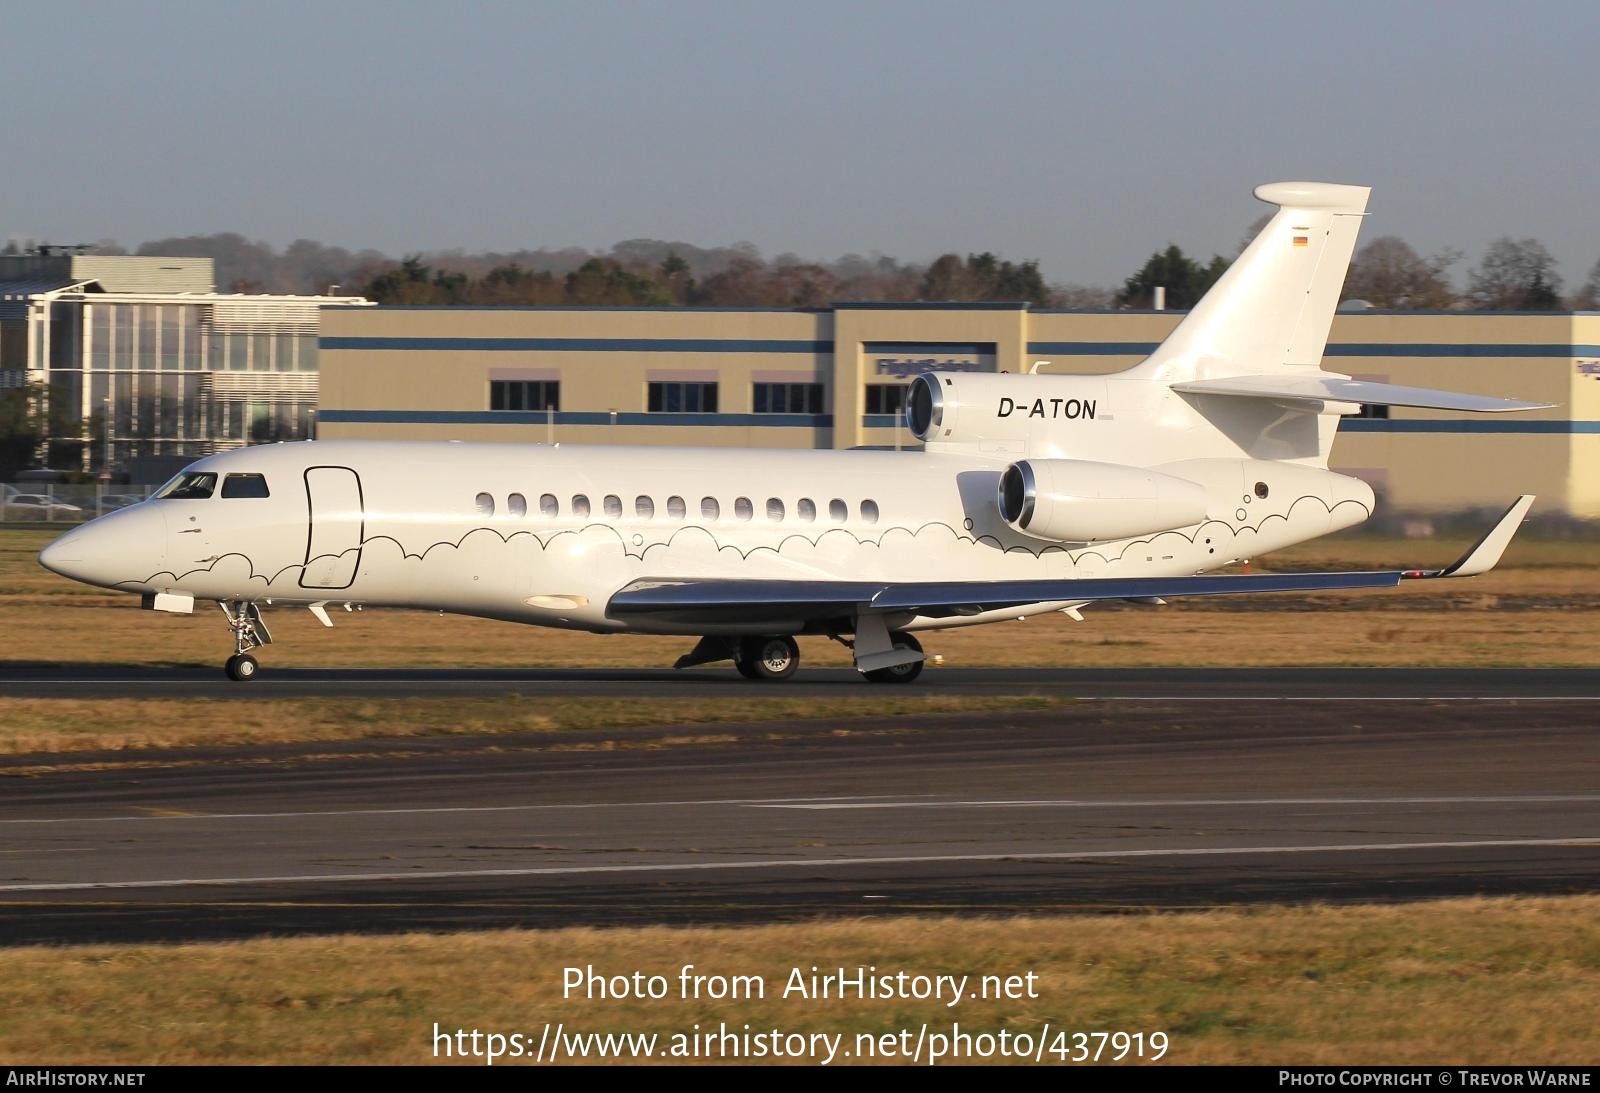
[865,384,908,416]
[490,380,560,412]
[648,381,718,413]
[1357,403,1390,419]
[753,382,823,414]
[508,492,528,517]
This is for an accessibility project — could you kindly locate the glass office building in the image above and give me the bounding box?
[0,254,370,471]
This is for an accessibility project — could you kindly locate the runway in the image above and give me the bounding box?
[0,693,1595,944]
[4,664,1600,699]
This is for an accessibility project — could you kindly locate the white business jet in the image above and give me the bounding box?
[40,182,1545,682]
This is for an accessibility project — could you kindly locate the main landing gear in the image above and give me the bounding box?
[220,600,272,682]
[673,629,926,683]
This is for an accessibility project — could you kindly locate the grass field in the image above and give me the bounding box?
[5,525,1597,755]
[6,527,1599,675]
[1,898,1595,1065]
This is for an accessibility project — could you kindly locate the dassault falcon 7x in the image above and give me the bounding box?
[40,182,1547,682]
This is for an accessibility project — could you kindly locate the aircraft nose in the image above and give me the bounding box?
[38,505,166,588]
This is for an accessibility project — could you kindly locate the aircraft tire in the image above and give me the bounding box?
[861,632,924,684]
[738,635,799,681]
[225,653,260,682]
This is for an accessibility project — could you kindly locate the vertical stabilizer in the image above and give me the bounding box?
[1129,181,1370,384]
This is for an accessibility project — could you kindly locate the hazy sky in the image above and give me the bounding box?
[6,0,1598,289]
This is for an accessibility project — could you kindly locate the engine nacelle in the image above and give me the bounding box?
[997,458,1209,543]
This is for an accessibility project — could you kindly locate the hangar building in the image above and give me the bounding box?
[307,302,1599,515]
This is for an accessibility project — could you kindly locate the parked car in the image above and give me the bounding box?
[97,493,147,511]
[4,494,85,520]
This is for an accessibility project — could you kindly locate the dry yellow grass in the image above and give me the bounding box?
[0,897,1595,1065]
[5,527,1599,671]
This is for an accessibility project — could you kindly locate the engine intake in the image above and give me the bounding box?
[997,458,1208,543]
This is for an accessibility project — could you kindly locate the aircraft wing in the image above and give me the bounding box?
[607,496,1534,627]
[1171,374,1552,413]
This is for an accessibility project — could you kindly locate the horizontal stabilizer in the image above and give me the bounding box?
[1172,374,1552,413]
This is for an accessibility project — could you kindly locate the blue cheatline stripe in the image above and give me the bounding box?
[1341,419,1600,434]
[1025,341,1600,359]
[320,336,831,354]
[316,410,833,428]
[864,342,995,356]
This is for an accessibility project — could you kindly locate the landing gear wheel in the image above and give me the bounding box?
[862,631,925,684]
[224,653,260,682]
[737,635,800,681]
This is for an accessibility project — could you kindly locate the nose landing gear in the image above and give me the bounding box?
[220,600,272,682]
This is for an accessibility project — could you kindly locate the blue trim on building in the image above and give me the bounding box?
[1325,343,1600,358]
[332,305,829,313]
[321,336,832,354]
[834,300,1028,311]
[864,342,995,356]
[1342,420,1600,434]
[1025,341,1600,358]
[1026,342,1161,355]
[861,414,904,429]
[317,410,833,428]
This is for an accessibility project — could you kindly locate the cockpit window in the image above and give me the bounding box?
[221,473,270,499]
[155,472,217,500]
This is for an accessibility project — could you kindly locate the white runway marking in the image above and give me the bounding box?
[0,794,929,826]
[757,794,1600,810]
[2,837,1596,894]
[4,793,1594,827]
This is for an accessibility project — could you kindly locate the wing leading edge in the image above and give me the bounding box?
[607,496,1536,628]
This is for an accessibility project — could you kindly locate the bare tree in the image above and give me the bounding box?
[1342,236,1459,309]
[1571,257,1600,310]
[1467,237,1563,310]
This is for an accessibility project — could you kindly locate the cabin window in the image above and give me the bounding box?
[475,492,495,517]
[860,499,879,524]
[734,496,753,521]
[766,497,785,521]
[156,472,217,500]
[636,495,655,519]
[647,381,718,413]
[701,496,720,520]
[753,382,824,414]
[829,499,847,522]
[508,492,528,518]
[220,473,270,499]
[797,498,816,522]
[539,493,558,518]
[604,494,622,518]
[667,495,686,519]
[572,494,591,518]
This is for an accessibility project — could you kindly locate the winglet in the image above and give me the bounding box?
[1407,495,1536,580]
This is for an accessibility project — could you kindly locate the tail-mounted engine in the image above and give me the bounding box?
[996,458,1209,543]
